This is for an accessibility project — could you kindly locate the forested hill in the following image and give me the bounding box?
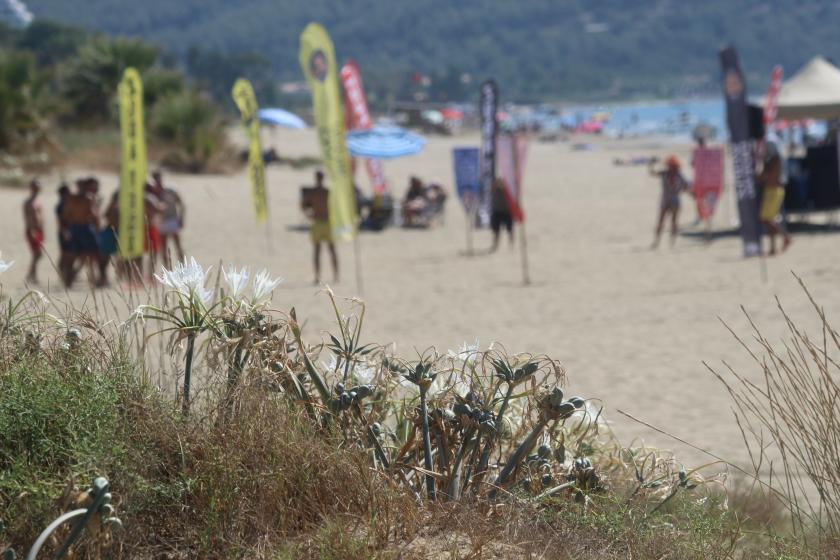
[23,0,840,102]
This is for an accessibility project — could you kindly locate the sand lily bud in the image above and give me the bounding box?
[568,396,586,409]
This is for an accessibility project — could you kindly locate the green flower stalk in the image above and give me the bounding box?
[218,265,282,412]
[490,387,583,499]
[404,358,437,501]
[138,256,221,414]
[473,358,539,493]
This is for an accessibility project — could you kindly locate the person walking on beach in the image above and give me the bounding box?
[302,170,338,284]
[152,170,186,267]
[489,178,513,252]
[757,150,791,255]
[649,156,689,249]
[62,178,101,287]
[23,178,44,284]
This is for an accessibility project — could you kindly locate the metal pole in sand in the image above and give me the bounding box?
[465,204,475,256]
[519,221,531,285]
[353,234,364,296]
[265,219,273,255]
[759,248,768,283]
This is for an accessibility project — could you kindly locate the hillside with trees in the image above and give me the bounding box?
[21,0,840,102]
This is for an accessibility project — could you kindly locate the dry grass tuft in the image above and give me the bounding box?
[708,274,840,544]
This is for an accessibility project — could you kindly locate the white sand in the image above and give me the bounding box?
[1,129,837,469]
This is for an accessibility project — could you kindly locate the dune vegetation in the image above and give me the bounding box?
[0,258,834,558]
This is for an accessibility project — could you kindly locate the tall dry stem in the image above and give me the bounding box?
[708,274,840,541]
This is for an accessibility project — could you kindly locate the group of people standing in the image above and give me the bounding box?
[22,170,185,287]
[648,142,791,255]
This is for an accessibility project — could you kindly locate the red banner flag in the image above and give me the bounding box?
[763,65,783,126]
[340,60,386,194]
[496,133,527,222]
[692,146,724,221]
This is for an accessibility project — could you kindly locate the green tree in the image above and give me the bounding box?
[16,19,87,66]
[143,66,185,107]
[61,36,158,121]
[0,50,49,152]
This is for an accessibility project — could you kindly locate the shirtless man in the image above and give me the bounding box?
[23,178,44,284]
[302,171,338,284]
[62,178,101,287]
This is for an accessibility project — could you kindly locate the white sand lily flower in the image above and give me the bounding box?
[570,400,608,426]
[451,373,471,397]
[128,306,145,323]
[0,253,14,273]
[251,269,282,305]
[427,375,446,397]
[155,256,213,304]
[448,339,480,365]
[222,265,250,300]
[322,354,339,373]
[353,361,377,385]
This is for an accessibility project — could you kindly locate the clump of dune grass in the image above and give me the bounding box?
[708,274,840,550]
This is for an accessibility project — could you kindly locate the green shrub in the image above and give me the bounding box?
[60,36,158,121]
[150,89,229,172]
[142,66,184,107]
[0,334,138,547]
[0,50,50,152]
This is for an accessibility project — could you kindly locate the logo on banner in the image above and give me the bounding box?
[310,50,328,82]
[724,70,744,100]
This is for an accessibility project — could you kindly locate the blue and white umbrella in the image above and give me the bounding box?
[346,125,427,159]
[257,108,306,129]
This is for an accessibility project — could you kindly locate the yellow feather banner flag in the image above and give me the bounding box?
[231,78,268,224]
[299,22,357,241]
[117,67,147,259]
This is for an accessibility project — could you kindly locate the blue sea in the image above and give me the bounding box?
[541,98,827,143]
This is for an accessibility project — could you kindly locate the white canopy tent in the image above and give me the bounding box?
[775,56,840,121]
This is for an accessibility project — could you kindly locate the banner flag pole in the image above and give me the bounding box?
[231,78,269,227]
[300,23,360,296]
[720,46,761,258]
[452,147,481,256]
[353,234,364,296]
[466,206,475,256]
[117,68,147,262]
[519,222,531,285]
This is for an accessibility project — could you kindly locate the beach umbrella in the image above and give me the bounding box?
[257,108,306,129]
[346,125,427,159]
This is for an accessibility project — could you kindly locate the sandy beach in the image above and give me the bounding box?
[1,129,837,469]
